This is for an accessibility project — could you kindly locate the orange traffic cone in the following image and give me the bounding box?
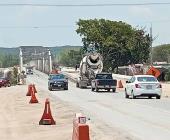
[26,84,32,96]
[39,98,56,125]
[72,113,90,140]
[32,84,37,93]
[117,80,123,88]
[29,87,39,103]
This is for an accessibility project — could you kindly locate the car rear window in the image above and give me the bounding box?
[50,74,65,80]
[96,74,112,79]
[137,77,157,82]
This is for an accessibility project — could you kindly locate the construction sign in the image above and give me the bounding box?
[146,66,161,78]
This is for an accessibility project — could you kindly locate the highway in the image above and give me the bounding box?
[27,70,170,140]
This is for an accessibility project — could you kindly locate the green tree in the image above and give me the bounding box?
[0,53,19,68]
[152,44,170,62]
[76,19,151,71]
[59,49,82,67]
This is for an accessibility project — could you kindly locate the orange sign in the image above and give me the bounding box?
[146,66,161,78]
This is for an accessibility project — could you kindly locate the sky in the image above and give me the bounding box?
[0,0,170,48]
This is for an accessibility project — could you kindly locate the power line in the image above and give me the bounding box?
[0,25,74,29]
[0,3,170,7]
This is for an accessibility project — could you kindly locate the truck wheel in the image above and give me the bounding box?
[76,82,79,88]
[48,87,52,91]
[95,87,99,92]
[112,88,116,92]
[91,87,95,91]
[156,95,161,99]
[64,87,68,90]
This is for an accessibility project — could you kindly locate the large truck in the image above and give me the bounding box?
[76,52,103,88]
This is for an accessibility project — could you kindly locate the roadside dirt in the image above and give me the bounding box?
[0,84,138,140]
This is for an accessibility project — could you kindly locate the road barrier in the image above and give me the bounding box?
[29,87,39,104]
[39,98,56,125]
[26,84,33,96]
[72,113,90,140]
[117,80,124,88]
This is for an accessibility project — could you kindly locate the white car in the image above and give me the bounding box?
[125,75,162,99]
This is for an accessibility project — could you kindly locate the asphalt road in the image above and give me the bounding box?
[27,70,170,140]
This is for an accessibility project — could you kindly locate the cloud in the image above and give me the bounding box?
[128,6,153,18]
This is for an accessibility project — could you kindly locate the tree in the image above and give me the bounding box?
[76,19,151,71]
[59,49,82,67]
[152,44,170,62]
[0,53,19,68]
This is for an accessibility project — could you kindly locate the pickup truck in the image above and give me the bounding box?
[91,73,117,92]
[48,74,68,91]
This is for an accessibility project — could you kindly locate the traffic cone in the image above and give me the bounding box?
[29,87,39,103]
[39,98,56,125]
[72,113,90,140]
[117,80,123,88]
[26,84,32,96]
[32,84,37,93]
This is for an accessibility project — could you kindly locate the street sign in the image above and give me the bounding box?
[146,66,161,78]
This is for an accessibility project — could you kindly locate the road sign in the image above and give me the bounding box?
[146,66,161,78]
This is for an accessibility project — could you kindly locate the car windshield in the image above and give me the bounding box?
[50,74,65,80]
[96,74,112,79]
[137,76,157,82]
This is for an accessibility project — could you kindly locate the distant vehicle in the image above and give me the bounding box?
[91,73,117,92]
[0,77,11,88]
[125,75,162,99]
[48,74,68,91]
[26,67,33,75]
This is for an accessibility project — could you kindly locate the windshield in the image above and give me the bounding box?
[137,77,157,82]
[50,74,65,80]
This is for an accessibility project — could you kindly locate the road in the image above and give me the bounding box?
[27,70,170,140]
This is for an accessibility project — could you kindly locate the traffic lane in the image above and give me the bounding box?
[28,71,170,140]
[52,82,170,140]
[63,71,170,113]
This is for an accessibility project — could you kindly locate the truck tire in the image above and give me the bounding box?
[95,87,99,92]
[76,82,79,88]
[156,95,161,99]
[64,87,68,90]
[112,88,116,92]
[48,87,52,91]
[91,87,95,91]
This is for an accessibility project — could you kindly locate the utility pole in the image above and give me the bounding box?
[150,23,153,65]
[48,49,52,73]
[19,47,23,72]
[37,59,40,70]
[42,52,45,72]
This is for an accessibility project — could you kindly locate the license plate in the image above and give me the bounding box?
[58,85,61,87]
[146,85,152,89]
